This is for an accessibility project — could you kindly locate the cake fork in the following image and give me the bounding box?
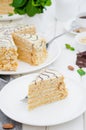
[21,96,28,103]
[46,20,80,48]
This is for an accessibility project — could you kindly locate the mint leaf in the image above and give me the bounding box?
[26,0,43,16]
[11,0,52,16]
[14,7,26,15]
[45,0,52,6]
[65,44,75,51]
[26,0,38,16]
[65,44,71,49]
[70,47,75,51]
[77,68,86,76]
[11,0,27,8]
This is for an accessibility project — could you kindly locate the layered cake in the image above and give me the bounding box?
[0,35,18,71]
[28,69,68,110]
[0,25,47,71]
[12,33,47,65]
[0,0,14,14]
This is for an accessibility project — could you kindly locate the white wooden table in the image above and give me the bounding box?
[0,5,86,130]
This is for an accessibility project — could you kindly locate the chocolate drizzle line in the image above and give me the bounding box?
[41,73,50,78]
[39,76,44,81]
[45,70,58,78]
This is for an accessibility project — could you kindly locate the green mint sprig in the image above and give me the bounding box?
[10,0,52,17]
[77,68,86,76]
[65,44,75,51]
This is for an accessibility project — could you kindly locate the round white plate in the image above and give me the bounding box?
[0,74,86,126]
[64,19,79,35]
[0,14,24,21]
[0,41,61,75]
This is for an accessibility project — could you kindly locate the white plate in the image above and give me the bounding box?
[0,14,24,21]
[0,41,61,75]
[0,74,86,126]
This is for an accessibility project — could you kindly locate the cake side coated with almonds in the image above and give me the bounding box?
[0,35,18,71]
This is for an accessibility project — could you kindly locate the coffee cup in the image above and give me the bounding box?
[76,12,86,27]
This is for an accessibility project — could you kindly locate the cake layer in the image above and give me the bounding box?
[28,69,68,110]
[0,0,14,14]
[12,33,47,65]
[29,93,67,110]
[29,82,66,102]
[29,78,64,96]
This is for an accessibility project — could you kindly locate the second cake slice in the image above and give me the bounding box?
[28,69,68,110]
[12,33,47,65]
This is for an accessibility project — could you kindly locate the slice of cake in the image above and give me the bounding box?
[0,35,18,71]
[12,33,47,65]
[28,69,68,110]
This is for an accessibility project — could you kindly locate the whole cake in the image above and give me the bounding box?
[28,69,68,110]
[12,33,47,65]
[0,0,14,14]
[0,35,18,71]
[0,25,47,71]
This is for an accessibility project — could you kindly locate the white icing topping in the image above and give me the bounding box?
[33,69,62,83]
[0,35,17,49]
[18,34,39,42]
[0,25,34,35]
[17,34,45,49]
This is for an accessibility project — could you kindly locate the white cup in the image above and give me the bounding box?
[76,12,86,27]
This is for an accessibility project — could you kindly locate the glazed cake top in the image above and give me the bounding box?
[0,25,35,35]
[15,33,46,49]
[0,35,17,49]
[32,69,63,83]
